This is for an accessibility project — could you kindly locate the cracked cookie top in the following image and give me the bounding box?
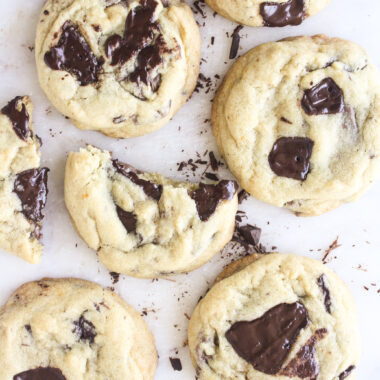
[35,0,200,138]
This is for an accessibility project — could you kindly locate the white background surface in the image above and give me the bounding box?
[0,0,379,379]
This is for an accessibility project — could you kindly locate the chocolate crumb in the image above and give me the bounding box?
[169,357,182,371]
[209,151,218,171]
[109,272,120,284]
[238,190,249,204]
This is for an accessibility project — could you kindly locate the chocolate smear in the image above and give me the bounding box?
[116,205,137,233]
[237,224,261,246]
[14,367,66,380]
[44,22,102,86]
[317,274,332,313]
[260,0,305,27]
[13,168,49,222]
[302,78,344,116]
[2,97,30,141]
[269,137,314,181]
[229,25,243,59]
[339,365,356,380]
[113,159,162,201]
[73,316,97,344]
[169,357,182,371]
[225,302,309,375]
[190,180,238,222]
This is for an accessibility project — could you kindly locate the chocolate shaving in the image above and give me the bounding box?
[229,25,243,59]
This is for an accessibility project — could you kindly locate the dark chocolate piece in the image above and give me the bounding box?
[1,96,30,141]
[281,328,328,379]
[229,25,243,60]
[237,224,261,246]
[260,0,305,27]
[116,206,137,233]
[169,357,182,371]
[237,189,249,204]
[339,365,356,380]
[13,367,66,380]
[225,302,309,375]
[268,137,314,181]
[13,168,49,222]
[113,159,162,201]
[190,180,238,222]
[317,274,332,314]
[44,22,102,86]
[302,78,344,115]
[209,151,218,171]
[73,316,96,343]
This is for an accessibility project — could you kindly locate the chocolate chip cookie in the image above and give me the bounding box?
[64,146,238,278]
[0,278,157,379]
[188,253,360,380]
[212,35,380,216]
[206,0,331,27]
[35,0,200,138]
[0,96,49,263]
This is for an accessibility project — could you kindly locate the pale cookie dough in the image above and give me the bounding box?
[188,253,360,380]
[212,35,380,216]
[0,96,49,263]
[64,146,238,278]
[206,0,331,27]
[0,278,157,380]
[35,0,201,138]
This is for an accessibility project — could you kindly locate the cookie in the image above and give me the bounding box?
[212,35,380,216]
[64,146,238,278]
[205,0,331,27]
[188,253,360,380]
[35,0,200,138]
[0,278,157,379]
[0,96,49,263]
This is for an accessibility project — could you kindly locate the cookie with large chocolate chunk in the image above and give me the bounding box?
[0,96,49,263]
[188,253,360,380]
[205,0,330,27]
[35,0,200,138]
[64,146,238,278]
[0,278,157,379]
[212,35,380,216]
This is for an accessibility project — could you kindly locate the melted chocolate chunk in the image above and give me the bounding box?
[260,0,305,27]
[113,159,162,200]
[225,302,309,375]
[237,224,261,246]
[44,22,102,86]
[105,0,167,91]
[13,168,49,222]
[116,205,137,233]
[281,328,328,379]
[1,97,30,141]
[13,367,66,380]
[269,137,314,181]
[73,316,97,343]
[190,180,238,222]
[339,365,356,380]
[302,78,344,115]
[169,357,182,371]
[317,274,332,314]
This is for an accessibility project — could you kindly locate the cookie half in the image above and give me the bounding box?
[0,278,157,379]
[212,35,380,216]
[64,146,238,278]
[188,253,360,380]
[35,0,200,138]
[206,0,331,27]
[0,96,49,263]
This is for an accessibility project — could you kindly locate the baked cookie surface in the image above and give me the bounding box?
[0,278,157,380]
[0,96,49,263]
[205,0,331,27]
[188,253,360,380]
[64,146,238,278]
[35,0,200,138]
[212,35,380,216]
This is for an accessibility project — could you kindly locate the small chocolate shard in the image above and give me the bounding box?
[302,78,344,116]
[44,22,103,86]
[169,357,182,371]
[190,180,238,222]
[110,271,120,284]
[338,365,356,380]
[317,274,332,313]
[13,168,49,222]
[229,25,243,59]
[225,302,309,375]
[209,151,218,171]
[13,367,66,380]
[237,190,249,204]
[269,137,314,181]
[24,324,32,334]
[116,206,137,233]
[237,224,261,246]
[73,316,97,344]
[2,96,30,141]
[260,0,305,27]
